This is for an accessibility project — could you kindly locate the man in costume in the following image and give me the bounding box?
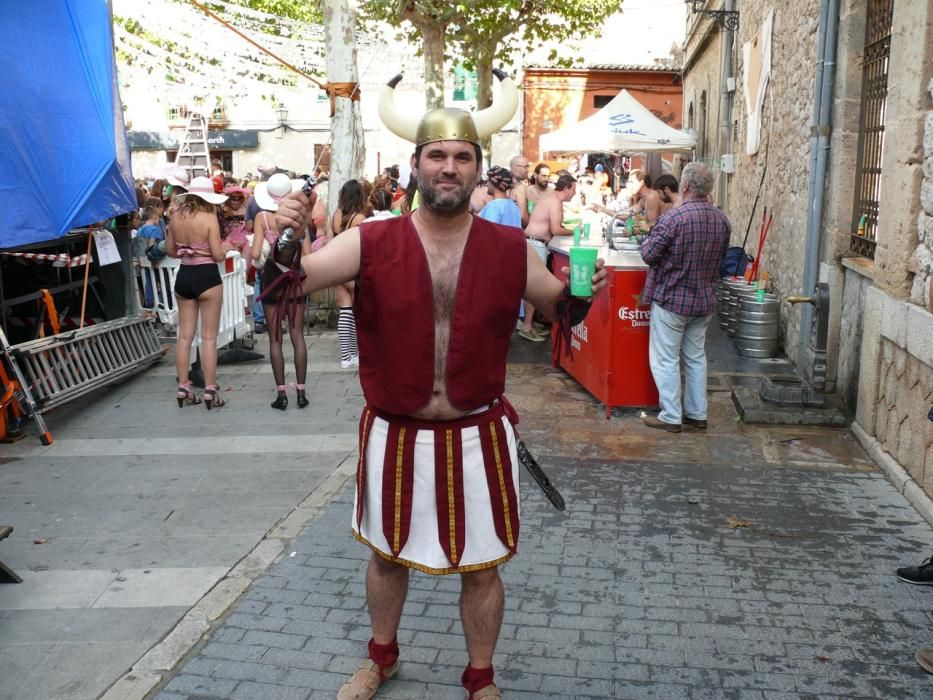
[273,71,607,700]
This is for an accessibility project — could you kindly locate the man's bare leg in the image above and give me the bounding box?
[337,555,410,699]
[460,567,504,668]
[367,554,409,643]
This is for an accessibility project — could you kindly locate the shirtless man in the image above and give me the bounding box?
[518,173,577,341]
[654,174,681,215]
[508,155,531,227]
[525,163,551,214]
[276,110,605,700]
[628,169,663,226]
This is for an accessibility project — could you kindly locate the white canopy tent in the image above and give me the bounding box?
[538,89,696,155]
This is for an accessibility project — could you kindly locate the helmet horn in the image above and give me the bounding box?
[472,70,519,139]
[378,74,418,143]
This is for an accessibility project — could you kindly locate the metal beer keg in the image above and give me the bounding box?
[734,293,780,358]
[721,279,749,335]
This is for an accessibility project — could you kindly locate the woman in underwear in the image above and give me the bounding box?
[254,174,313,409]
[165,176,228,409]
[330,179,367,369]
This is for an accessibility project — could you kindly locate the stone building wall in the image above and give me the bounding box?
[728,0,820,364]
[681,16,725,170]
[838,265,873,410]
[857,283,933,495]
[854,3,933,504]
[685,0,822,364]
[873,339,933,491]
[911,81,933,312]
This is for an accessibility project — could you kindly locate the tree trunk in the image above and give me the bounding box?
[419,21,446,109]
[323,0,366,219]
[473,46,494,164]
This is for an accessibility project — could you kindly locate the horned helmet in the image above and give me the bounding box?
[378,69,519,146]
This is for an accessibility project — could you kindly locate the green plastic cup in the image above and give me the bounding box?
[583,222,591,239]
[569,247,598,297]
[573,226,581,245]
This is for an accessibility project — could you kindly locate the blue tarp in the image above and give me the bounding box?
[0,0,136,249]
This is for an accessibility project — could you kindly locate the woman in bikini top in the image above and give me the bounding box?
[165,177,228,410]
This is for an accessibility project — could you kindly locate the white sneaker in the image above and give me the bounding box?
[340,355,359,369]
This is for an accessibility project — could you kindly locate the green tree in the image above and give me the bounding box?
[221,0,323,25]
[359,1,618,156]
[358,1,467,109]
[455,0,619,113]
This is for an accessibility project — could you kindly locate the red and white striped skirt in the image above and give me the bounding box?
[352,402,521,575]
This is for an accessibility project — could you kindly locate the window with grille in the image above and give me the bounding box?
[167,104,189,123]
[850,0,894,259]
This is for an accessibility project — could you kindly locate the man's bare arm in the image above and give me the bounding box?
[523,244,607,320]
[645,194,661,226]
[276,192,361,292]
[549,199,572,236]
[299,228,361,293]
[513,184,529,227]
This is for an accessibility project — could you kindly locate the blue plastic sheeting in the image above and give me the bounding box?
[0,0,136,249]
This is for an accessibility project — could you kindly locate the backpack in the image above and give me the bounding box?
[146,239,167,262]
[721,246,751,277]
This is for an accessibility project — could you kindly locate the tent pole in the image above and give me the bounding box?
[79,231,93,329]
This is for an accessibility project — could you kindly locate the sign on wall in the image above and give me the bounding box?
[128,129,260,150]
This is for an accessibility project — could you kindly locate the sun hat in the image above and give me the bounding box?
[254,173,304,212]
[166,166,190,188]
[224,185,250,197]
[178,176,228,204]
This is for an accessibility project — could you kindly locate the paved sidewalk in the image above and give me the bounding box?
[152,362,933,700]
[0,331,362,700]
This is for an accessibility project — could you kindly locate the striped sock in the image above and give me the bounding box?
[338,307,358,362]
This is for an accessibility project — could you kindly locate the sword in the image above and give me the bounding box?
[515,438,566,511]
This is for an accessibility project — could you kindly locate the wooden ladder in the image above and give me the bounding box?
[174,112,211,181]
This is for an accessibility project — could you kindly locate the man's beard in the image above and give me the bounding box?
[536,179,548,190]
[418,176,474,215]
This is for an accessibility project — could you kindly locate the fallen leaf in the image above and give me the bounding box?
[816,655,831,662]
[33,538,49,544]
[726,516,753,529]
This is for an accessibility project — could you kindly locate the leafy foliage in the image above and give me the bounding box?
[358,0,618,70]
[220,0,323,25]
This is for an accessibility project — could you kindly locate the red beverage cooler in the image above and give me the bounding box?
[550,241,658,416]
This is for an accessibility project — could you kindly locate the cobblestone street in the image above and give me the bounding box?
[151,358,933,700]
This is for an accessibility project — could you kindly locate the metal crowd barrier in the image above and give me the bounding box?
[9,316,164,411]
[134,251,252,349]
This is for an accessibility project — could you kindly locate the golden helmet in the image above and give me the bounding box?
[378,70,519,146]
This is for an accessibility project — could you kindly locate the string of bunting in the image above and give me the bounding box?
[1,252,91,268]
[186,0,359,117]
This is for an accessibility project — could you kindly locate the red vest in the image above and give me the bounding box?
[356,214,527,414]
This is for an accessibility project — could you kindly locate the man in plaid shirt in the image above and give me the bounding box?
[639,163,731,432]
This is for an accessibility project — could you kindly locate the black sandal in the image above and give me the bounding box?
[203,384,225,410]
[271,385,288,410]
[295,384,308,409]
[176,382,201,407]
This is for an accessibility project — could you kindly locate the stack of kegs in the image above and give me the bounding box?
[716,278,780,358]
